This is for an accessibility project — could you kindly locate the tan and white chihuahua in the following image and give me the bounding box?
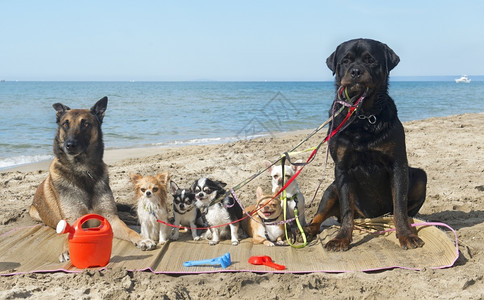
[130,172,171,246]
[265,161,306,226]
[244,187,285,247]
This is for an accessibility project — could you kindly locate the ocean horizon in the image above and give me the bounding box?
[1,80,482,170]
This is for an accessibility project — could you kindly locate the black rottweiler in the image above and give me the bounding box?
[305,38,427,251]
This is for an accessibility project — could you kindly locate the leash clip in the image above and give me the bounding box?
[358,114,377,124]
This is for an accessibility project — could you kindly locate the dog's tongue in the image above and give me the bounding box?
[263,212,272,217]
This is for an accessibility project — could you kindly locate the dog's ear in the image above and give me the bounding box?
[215,180,227,188]
[157,172,170,185]
[383,43,400,73]
[264,161,273,173]
[326,44,341,75]
[190,180,198,192]
[256,186,264,201]
[129,173,142,184]
[169,181,179,195]
[52,103,70,124]
[90,96,108,124]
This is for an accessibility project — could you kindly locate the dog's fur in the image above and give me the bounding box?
[191,178,243,245]
[30,97,155,262]
[305,38,427,251]
[130,172,171,246]
[265,161,306,226]
[170,181,201,241]
[243,187,285,247]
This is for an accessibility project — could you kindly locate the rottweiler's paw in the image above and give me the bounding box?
[324,238,351,252]
[138,238,157,250]
[398,234,424,249]
[301,225,319,242]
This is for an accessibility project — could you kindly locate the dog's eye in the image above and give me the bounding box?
[81,119,90,128]
[273,175,279,180]
[203,187,212,193]
[364,54,375,64]
[152,187,158,192]
[62,120,69,128]
[141,188,146,192]
[195,187,201,192]
[342,55,352,65]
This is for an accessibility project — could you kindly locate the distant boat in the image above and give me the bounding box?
[455,75,471,83]
[0,80,5,82]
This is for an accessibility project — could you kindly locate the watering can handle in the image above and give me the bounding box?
[75,214,111,231]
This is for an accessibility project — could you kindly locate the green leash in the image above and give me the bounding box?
[281,156,308,248]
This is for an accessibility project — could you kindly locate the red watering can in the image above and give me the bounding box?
[57,214,113,269]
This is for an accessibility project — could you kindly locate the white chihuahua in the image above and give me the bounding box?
[265,161,306,226]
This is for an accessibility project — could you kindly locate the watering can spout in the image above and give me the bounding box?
[56,219,74,235]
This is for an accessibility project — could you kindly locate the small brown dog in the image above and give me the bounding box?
[130,172,171,246]
[243,187,285,247]
[30,97,155,262]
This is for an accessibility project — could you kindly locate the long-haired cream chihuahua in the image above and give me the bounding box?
[130,172,171,246]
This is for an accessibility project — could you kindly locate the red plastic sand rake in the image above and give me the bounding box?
[248,255,286,270]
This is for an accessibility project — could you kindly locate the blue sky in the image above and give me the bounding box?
[1,1,483,81]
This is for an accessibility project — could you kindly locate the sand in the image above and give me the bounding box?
[1,113,483,299]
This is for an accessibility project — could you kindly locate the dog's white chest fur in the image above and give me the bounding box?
[205,203,230,225]
[137,196,169,243]
[175,209,198,226]
[257,222,284,242]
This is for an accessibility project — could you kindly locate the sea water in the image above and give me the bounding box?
[0,81,482,170]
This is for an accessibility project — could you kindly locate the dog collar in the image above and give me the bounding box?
[143,204,156,216]
[259,214,282,224]
[174,205,194,215]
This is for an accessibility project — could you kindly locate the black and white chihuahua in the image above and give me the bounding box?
[191,178,243,246]
[170,181,201,241]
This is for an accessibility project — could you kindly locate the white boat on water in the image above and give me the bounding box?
[455,75,471,83]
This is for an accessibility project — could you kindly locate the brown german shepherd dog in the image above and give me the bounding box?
[30,97,157,262]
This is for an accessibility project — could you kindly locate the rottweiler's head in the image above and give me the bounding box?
[326,38,399,98]
[53,97,107,158]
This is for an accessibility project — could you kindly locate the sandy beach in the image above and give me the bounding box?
[1,113,483,299]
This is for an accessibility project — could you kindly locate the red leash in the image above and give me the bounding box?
[157,89,366,231]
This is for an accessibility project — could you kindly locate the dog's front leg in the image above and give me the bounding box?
[324,172,354,251]
[110,216,157,250]
[158,221,170,245]
[59,237,70,262]
[304,182,339,239]
[171,215,181,241]
[296,193,307,226]
[190,221,201,241]
[228,223,239,246]
[209,228,220,245]
[392,164,424,249]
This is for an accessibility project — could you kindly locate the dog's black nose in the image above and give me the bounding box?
[146,191,152,196]
[65,140,77,150]
[350,68,363,78]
